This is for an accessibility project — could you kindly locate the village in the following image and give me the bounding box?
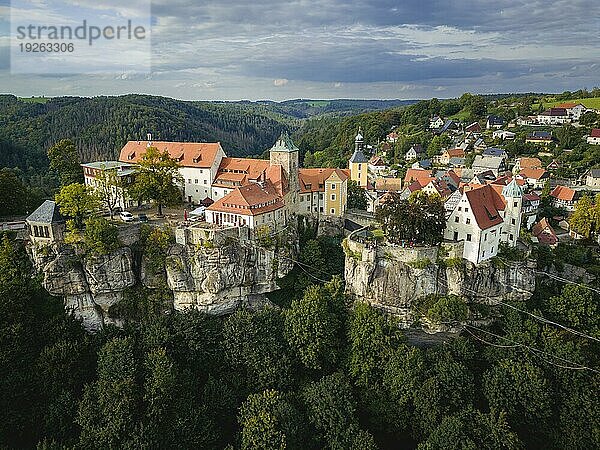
[25,99,600,268]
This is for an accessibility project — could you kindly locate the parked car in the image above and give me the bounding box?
[119,211,134,222]
[138,213,149,223]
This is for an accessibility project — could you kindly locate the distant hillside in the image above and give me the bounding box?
[1,95,415,180]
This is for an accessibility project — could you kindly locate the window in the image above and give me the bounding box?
[204,180,207,185]
[466,234,472,241]
[331,184,336,189]
[511,218,516,225]
[465,207,469,212]
[187,179,191,183]
[484,233,487,241]
[453,231,458,240]
[513,201,518,207]
[320,207,324,213]
[331,194,336,201]
[482,251,485,257]
[194,179,198,184]
[455,216,459,223]
[331,208,335,214]
[510,234,514,241]
[466,218,470,224]
[458,207,462,211]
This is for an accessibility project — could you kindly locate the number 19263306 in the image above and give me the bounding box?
[19,42,74,52]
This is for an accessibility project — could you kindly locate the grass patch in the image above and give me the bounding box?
[534,97,600,110]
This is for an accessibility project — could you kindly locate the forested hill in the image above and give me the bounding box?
[0,95,414,176]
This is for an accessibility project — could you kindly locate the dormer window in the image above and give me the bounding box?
[193,154,202,163]
[176,153,184,162]
[128,152,135,160]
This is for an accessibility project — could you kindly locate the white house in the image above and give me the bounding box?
[587,129,600,145]
[444,180,522,264]
[429,116,444,129]
[537,108,571,125]
[81,161,137,209]
[556,103,588,121]
[405,144,424,161]
[119,139,226,204]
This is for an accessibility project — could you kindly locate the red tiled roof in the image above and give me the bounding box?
[445,148,465,158]
[465,185,505,230]
[519,168,548,180]
[119,141,223,168]
[555,102,578,109]
[532,218,558,246]
[299,168,348,193]
[524,192,541,202]
[207,182,284,216]
[590,128,600,138]
[517,157,542,169]
[375,177,404,192]
[404,168,434,185]
[550,185,576,201]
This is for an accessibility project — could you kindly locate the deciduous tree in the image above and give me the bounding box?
[128,147,182,216]
[55,183,100,229]
[47,139,82,187]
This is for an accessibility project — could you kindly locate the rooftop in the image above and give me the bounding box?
[26,200,65,224]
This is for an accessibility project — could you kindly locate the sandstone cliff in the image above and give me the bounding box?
[28,222,297,331]
[344,236,536,331]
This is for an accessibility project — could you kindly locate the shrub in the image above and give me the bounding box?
[83,217,120,255]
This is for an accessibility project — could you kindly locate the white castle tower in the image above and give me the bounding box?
[501,178,524,247]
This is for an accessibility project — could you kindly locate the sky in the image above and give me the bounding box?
[0,0,599,101]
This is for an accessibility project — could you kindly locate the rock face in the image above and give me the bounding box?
[29,222,297,331]
[344,236,536,330]
[163,239,294,314]
[30,246,136,331]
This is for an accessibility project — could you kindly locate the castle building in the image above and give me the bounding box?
[444,179,523,264]
[349,130,368,188]
[299,168,349,216]
[81,161,137,209]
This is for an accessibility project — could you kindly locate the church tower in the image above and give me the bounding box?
[270,132,300,212]
[349,128,368,188]
[501,178,523,247]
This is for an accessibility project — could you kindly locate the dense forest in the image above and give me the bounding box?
[0,226,598,449]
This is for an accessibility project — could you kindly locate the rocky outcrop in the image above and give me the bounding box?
[30,246,136,331]
[164,239,293,314]
[29,222,297,331]
[344,237,536,331]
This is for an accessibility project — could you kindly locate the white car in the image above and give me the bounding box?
[119,211,134,222]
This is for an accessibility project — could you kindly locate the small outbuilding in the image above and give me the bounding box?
[26,200,66,244]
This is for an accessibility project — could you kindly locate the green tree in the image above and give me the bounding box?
[375,191,445,245]
[223,308,294,392]
[128,147,182,216]
[483,359,552,445]
[418,408,521,450]
[77,337,140,448]
[238,390,302,450]
[579,111,599,127]
[95,166,125,219]
[303,373,374,449]
[568,194,597,238]
[55,183,100,228]
[547,284,599,336]
[47,139,82,187]
[347,180,368,210]
[285,277,346,371]
[0,168,29,217]
[427,134,451,158]
[82,217,120,255]
[303,150,315,167]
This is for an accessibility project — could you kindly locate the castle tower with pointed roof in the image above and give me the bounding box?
[349,128,368,187]
[269,132,299,213]
[501,178,523,247]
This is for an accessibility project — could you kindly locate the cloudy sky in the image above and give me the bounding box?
[0,0,599,100]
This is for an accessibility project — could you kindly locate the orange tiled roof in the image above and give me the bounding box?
[465,185,505,230]
[404,168,434,185]
[299,168,348,193]
[119,141,223,168]
[550,185,576,202]
[445,148,465,158]
[519,168,548,180]
[207,182,284,216]
[517,157,542,169]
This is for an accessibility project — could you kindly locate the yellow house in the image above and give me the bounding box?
[299,168,349,217]
[324,169,349,216]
